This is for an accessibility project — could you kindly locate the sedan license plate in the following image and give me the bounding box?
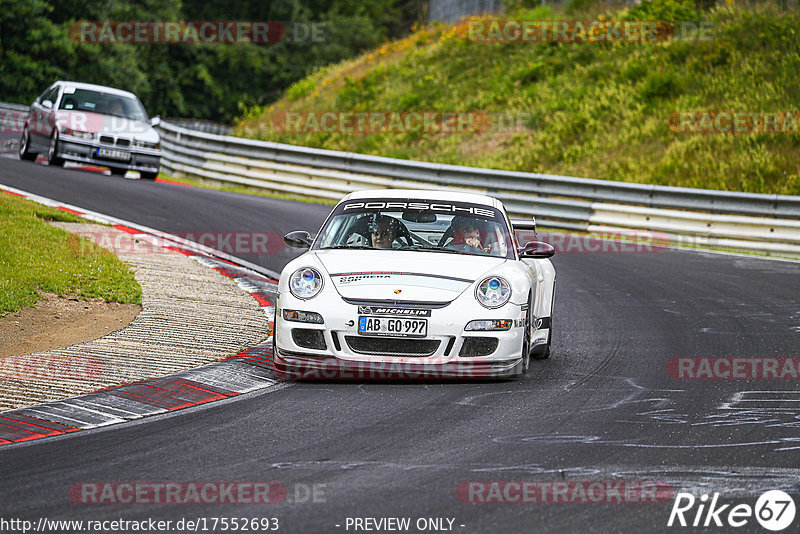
[358,316,427,337]
[96,147,131,161]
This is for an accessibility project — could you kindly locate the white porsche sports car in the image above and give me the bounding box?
[274,189,556,379]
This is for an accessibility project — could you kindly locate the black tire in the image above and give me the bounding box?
[531,331,551,360]
[272,335,290,380]
[520,304,532,375]
[109,167,127,176]
[514,292,533,378]
[271,311,286,379]
[47,130,65,167]
[532,283,555,360]
[139,170,158,180]
[19,130,37,161]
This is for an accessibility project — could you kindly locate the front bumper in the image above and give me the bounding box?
[274,290,541,379]
[58,137,161,172]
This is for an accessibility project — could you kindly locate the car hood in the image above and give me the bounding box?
[315,249,507,302]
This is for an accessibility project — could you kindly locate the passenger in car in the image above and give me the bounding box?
[447,216,484,252]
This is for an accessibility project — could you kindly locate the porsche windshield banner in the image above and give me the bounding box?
[337,200,501,220]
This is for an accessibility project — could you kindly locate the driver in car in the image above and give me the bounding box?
[369,215,400,249]
[110,100,125,116]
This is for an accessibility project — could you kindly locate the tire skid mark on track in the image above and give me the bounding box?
[0,186,283,446]
[492,431,800,452]
[563,288,623,393]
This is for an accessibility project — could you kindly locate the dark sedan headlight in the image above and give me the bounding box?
[289,267,324,300]
[475,276,511,308]
[134,139,160,149]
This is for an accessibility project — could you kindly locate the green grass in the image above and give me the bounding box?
[0,193,142,316]
[234,0,800,195]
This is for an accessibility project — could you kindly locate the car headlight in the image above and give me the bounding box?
[63,129,95,140]
[134,139,159,149]
[465,319,513,331]
[475,276,511,308]
[289,267,324,300]
[282,309,324,324]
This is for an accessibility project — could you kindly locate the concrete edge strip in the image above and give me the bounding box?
[0,185,281,446]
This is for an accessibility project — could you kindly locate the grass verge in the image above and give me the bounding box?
[0,192,142,316]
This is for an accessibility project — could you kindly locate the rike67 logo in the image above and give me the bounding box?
[668,490,796,531]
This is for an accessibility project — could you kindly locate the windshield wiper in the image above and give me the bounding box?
[396,245,464,254]
[321,245,374,250]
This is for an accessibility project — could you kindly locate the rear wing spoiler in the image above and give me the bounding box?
[510,217,537,237]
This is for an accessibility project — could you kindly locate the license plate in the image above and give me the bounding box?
[358,316,427,337]
[96,147,131,161]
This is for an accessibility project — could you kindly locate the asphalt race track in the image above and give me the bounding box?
[1,155,799,533]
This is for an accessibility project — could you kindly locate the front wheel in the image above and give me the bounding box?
[530,327,551,360]
[47,130,65,167]
[19,130,37,161]
[139,170,158,180]
[518,295,533,376]
[532,283,555,360]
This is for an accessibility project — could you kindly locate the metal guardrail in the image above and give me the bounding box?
[154,120,800,257]
[156,121,800,217]
[166,118,232,136]
[0,102,30,112]
[2,96,798,257]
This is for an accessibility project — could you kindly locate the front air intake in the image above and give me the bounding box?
[459,337,499,357]
[292,329,327,350]
[345,336,440,357]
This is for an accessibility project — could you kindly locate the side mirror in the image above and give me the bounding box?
[284,230,313,249]
[519,241,555,258]
[41,100,53,110]
[150,116,161,127]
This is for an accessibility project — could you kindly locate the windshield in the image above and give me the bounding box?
[58,88,149,121]
[314,198,516,259]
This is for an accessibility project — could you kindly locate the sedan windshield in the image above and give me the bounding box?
[59,88,148,122]
[314,198,516,259]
